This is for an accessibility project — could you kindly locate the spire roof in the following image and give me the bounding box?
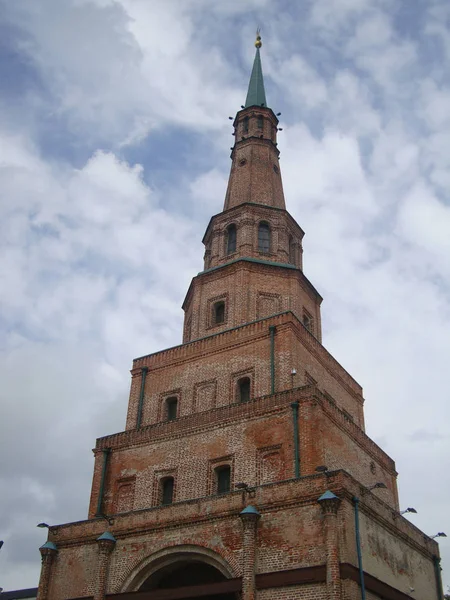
[244,35,267,109]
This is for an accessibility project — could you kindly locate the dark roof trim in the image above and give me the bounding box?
[1,589,38,600]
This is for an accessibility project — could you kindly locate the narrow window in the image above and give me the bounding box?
[238,377,251,403]
[161,477,174,505]
[166,397,178,421]
[257,115,263,130]
[303,311,313,333]
[243,117,249,134]
[289,236,295,264]
[258,222,270,253]
[216,466,231,494]
[226,224,237,254]
[213,301,225,325]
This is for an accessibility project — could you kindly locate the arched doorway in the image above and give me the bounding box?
[122,546,240,599]
[139,558,238,598]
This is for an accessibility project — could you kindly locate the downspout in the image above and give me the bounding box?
[352,496,366,600]
[269,325,276,394]
[136,366,148,429]
[95,449,110,517]
[290,401,300,478]
[433,556,444,600]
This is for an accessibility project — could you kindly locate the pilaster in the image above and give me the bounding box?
[94,531,116,600]
[318,491,342,600]
[37,542,57,600]
[240,505,261,600]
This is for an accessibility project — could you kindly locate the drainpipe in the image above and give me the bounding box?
[352,496,366,600]
[136,366,148,428]
[269,326,276,394]
[290,401,300,478]
[433,556,444,600]
[96,449,110,517]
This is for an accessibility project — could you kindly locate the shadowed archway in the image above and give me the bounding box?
[139,558,238,598]
[121,546,240,598]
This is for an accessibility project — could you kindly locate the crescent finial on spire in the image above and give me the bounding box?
[255,27,262,48]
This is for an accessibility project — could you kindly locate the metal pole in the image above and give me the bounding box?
[96,449,110,517]
[353,496,366,600]
[434,556,444,600]
[291,401,300,478]
[136,366,148,428]
[269,326,276,394]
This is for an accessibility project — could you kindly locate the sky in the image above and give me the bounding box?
[0,0,449,592]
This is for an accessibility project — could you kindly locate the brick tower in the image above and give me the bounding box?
[37,34,444,600]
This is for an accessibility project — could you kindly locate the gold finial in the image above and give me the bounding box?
[255,27,262,48]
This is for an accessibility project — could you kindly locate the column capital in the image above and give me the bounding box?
[240,505,261,526]
[318,490,340,515]
[97,531,116,554]
[39,541,58,561]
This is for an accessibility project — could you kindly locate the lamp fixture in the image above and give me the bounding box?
[315,465,329,473]
[37,522,58,535]
[400,507,417,515]
[276,112,281,116]
[369,482,387,491]
[290,368,297,376]
[97,514,115,526]
[431,532,447,539]
[235,482,248,489]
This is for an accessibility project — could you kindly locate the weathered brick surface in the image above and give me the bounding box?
[257,584,327,599]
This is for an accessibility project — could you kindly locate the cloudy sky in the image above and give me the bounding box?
[1,0,449,591]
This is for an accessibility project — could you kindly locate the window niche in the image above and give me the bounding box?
[215,465,231,494]
[289,236,296,264]
[213,301,225,325]
[161,476,175,505]
[302,309,314,334]
[166,396,178,421]
[225,224,237,255]
[237,377,251,403]
[258,222,271,253]
[208,295,228,329]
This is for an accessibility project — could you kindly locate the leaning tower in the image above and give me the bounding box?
[37,34,444,600]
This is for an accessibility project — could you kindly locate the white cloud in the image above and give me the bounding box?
[1,0,450,590]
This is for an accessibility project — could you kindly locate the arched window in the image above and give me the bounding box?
[257,115,263,130]
[226,224,237,255]
[258,222,271,253]
[238,377,251,403]
[289,236,295,264]
[213,301,225,325]
[243,117,249,133]
[166,397,178,421]
[215,465,231,494]
[161,477,174,505]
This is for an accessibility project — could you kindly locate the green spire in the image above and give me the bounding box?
[245,44,267,109]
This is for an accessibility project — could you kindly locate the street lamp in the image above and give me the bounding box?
[315,465,329,474]
[37,522,58,535]
[400,507,417,515]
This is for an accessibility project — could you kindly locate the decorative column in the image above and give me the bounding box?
[240,505,261,600]
[37,541,58,600]
[94,531,116,600]
[318,491,342,600]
